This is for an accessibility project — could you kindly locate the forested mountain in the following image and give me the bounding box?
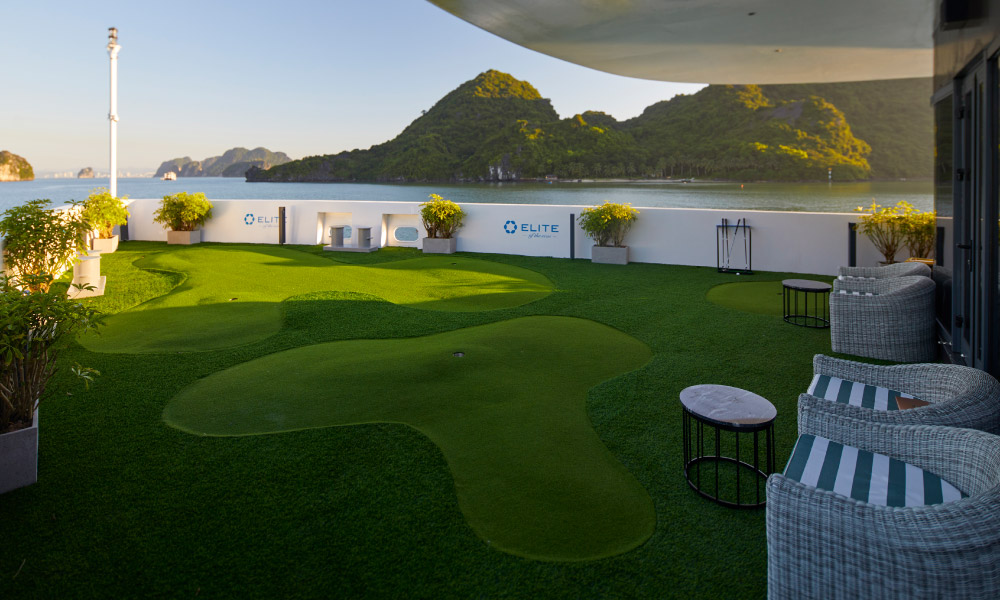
[0,151,33,182]
[155,147,291,178]
[760,78,932,179]
[248,70,929,184]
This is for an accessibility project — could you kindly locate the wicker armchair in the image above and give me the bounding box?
[766,416,1000,599]
[838,262,931,279]
[798,354,1000,434]
[830,275,936,362]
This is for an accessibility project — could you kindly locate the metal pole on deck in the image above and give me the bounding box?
[107,27,120,197]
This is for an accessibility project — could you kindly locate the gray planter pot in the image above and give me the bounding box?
[422,237,457,254]
[91,235,119,254]
[167,230,201,245]
[0,410,38,495]
[591,245,629,265]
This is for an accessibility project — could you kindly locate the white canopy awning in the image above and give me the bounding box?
[428,0,934,84]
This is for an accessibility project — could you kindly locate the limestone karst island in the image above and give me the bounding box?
[0,150,34,181]
[246,69,930,184]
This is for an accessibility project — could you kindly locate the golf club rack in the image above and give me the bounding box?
[716,218,752,275]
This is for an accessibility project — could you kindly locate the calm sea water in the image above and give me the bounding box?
[0,177,932,214]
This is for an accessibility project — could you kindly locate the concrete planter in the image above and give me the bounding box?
[167,230,201,245]
[91,235,119,254]
[591,245,629,265]
[69,254,106,298]
[0,410,38,495]
[422,237,457,254]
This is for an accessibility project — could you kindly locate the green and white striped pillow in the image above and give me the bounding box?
[783,434,966,506]
[808,374,916,411]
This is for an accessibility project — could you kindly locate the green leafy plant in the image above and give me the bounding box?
[420,194,466,239]
[0,273,104,433]
[153,192,213,232]
[854,201,907,263]
[900,204,936,259]
[854,200,934,263]
[81,188,129,239]
[577,202,639,247]
[0,199,92,292]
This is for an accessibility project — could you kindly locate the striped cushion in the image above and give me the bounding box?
[837,275,875,281]
[836,290,876,296]
[783,434,967,506]
[808,374,916,411]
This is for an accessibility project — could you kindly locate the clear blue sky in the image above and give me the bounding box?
[1,0,705,174]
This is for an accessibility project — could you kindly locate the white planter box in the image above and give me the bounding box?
[591,245,629,265]
[168,230,201,245]
[69,254,106,298]
[0,410,38,495]
[422,237,457,254]
[91,235,119,253]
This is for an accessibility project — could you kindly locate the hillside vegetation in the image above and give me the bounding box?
[155,147,291,178]
[0,150,34,182]
[761,78,932,179]
[249,70,930,184]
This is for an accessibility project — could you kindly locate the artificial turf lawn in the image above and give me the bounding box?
[79,246,552,353]
[164,316,655,561]
[706,279,833,316]
[1,242,843,599]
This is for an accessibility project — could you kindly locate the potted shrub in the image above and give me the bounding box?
[900,203,936,262]
[81,187,129,254]
[0,199,92,293]
[420,193,465,254]
[153,192,213,244]
[578,201,639,265]
[0,273,102,494]
[854,201,908,264]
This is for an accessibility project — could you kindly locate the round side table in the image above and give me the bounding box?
[782,279,832,328]
[680,384,777,509]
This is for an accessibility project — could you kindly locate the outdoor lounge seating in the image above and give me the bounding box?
[798,354,1000,434]
[830,275,936,362]
[766,417,1000,599]
[838,261,931,279]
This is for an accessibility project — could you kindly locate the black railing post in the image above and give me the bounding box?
[278,207,286,245]
[569,213,575,259]
[848,222,857,267]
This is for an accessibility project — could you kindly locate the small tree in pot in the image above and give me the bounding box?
[1,273,102,493]
[81,188,129,253]
[578,202,639,264]
[153,192,213,245]
[420,193,465,254]
[0,199,92,292]
[901,204,936,261]
[855,200,933,264]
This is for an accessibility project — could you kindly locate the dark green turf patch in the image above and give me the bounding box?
[80,246,552,353]
[706,280,788,316]
[2,243,844,599]
[163,316,654,562]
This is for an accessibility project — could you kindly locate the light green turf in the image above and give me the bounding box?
[163,316,654,562]
[706,280,789,316]
[80,246,552,353]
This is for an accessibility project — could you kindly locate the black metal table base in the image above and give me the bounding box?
[681,408,775,509]
[782,283,831,329]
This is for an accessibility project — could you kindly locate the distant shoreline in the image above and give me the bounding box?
[239,176,933,185]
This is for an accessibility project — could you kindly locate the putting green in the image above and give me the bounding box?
[80,246,552,353]
[163,316,655,561]
[706,280,788,316]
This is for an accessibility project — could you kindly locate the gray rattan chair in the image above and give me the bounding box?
[838,261,931,279]
[830,275,936,362]
[766,416,1000,599]
[798,354,1000,434]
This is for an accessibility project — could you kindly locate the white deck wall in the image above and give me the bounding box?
[89,199,890,276]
